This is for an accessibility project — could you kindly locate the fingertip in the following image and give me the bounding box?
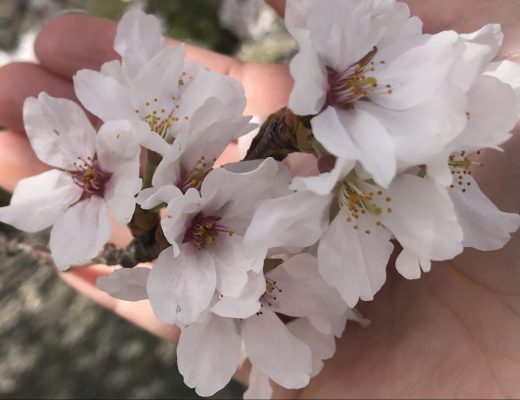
[215,142,240,167]
[0,130,48,192]
[61,264,180,343]
[0,62,75,133]
[265,0,286,17]
[35,14,118,79]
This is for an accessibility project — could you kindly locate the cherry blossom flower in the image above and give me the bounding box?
[246,159,464,307]
[178,253,357,396]
[136,93,255,209]
[73,9,248,157]
[393,27,520,278]
[0,93,141,270]
[140,158,291,326]
[97,248,360,396]
[285,0,466,187]
[243,313,369,399]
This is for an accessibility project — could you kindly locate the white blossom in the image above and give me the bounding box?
[285,0,467,187]
[246,158,464,307]
[244,311,369,399]
[0,93,141,270]
[141,158,291,326]
[136,92,255,209]
[178,253,354,396]
[73,9,250,158]
[96,252,359,397]
[404,26,520,270]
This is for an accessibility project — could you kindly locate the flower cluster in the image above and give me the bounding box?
[1,1,520,398]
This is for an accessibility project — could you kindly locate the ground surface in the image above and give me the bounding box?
[0,188,243,399]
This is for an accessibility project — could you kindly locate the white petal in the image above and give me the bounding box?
[382,174,463,261]
[49,197,111,270]
[486,60,520,104]
[284,0,313,33]
[201,158,291,227]
[137,185,182,210]
[149,149,182,188]
[175,97,253,170]
[373,1,422,47]
[395,249,431,280]
[177,69,247,126]
[288,30,327,115]
[244,367,273,400]
[288,318,336,377]
[243,309,312,389]
[452,24,503,92]
[358,83,468,168]
[96,121,142,224]
[161,188,204,250]
[268,253,347,335]
[114,9,165,79]
[97,267,150,301]
[311,107,360,163]
[177,314,241,397]
[212,235,263,297]
[450,176,520,251]
[0,170,81,232]
[133,121,172,156]
[451,75,518,150]
[146,245,216,325]
[305,0,391,70]
[371,31,458,110]
[426,151,453,186]
[104,170,140,225]
[23,93,96,169]
[244,191,332,255]
[96,120,141,171]
[318,210,393,307]
[100,60,125,85]
[130,45,186,117]
[313,107,396,187]
[337,107,396,187]
[73,69,133,122]
[290,157,354,196]
[343,308,371,332]
[212,272,265,319]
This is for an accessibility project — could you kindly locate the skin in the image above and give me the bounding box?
[0,0,519,397]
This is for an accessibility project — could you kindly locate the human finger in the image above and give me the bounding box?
[59,264,180,343]
[264,0,285,17]
[266,0,520,61]
[0,62,76,133]
[0,130,47,192]
[35,14,292,117]
[36,14,242,82]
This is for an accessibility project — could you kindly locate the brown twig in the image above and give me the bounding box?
[0,225,162,270]
[244,107,315,161]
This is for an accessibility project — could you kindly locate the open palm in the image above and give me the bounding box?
[0,1,519,397]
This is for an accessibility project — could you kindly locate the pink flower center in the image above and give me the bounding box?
[183,212,234,250]
[71,158,111,198]
[327,46,391,109]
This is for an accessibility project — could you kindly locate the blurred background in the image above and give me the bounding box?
[0,0,294,398]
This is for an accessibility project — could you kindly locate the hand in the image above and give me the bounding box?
[0,6,294,344]
[0,1,519,397]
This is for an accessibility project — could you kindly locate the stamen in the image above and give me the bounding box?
[257,278,283,314]
[177,158,213,193]
[448,150,482,194]
[336,179,391,232]
[71,158,111,198]
[327,47,389,109]
[137,96,187,143]
[183,212,234,250]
